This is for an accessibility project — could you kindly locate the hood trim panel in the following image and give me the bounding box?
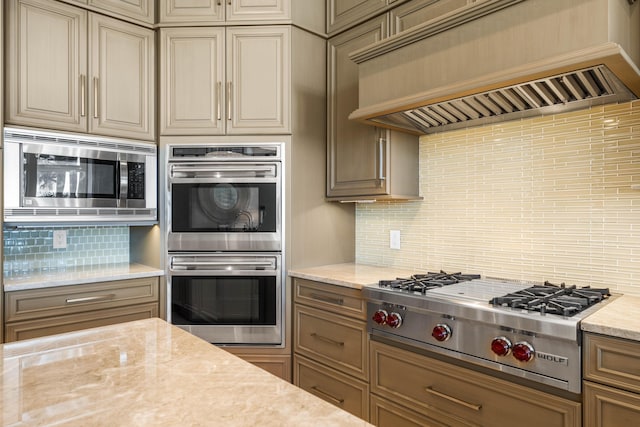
[367,65,635,134]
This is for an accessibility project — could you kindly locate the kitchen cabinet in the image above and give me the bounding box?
[63,0,155,25]
[160,25,289,135]
[583,333,640,426]
[327,0,414,35]
[389,0,471,34]
[293,278,369,421]
[4,277,160,342]
[370,340,581,427]
[159,0,289,25]
[327,16,420,201]
[6,0,155,141]
[221,349,292,382]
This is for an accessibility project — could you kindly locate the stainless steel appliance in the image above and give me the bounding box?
[364,272,614,395]
[168,252,283,345]
[3,127,157,224]
[164,142,285,346]
[166,144,282,252]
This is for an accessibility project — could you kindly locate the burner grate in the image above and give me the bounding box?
[379,271,480,294]
[490,281,610,316]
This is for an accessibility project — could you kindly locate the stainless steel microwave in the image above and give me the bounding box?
[3,127,157,224]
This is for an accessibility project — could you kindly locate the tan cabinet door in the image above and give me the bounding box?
[160,27,226,135]
[89,13,155,140]
[226,26,290,134]
[327,16,389,198]
[226,0,290,22]
[159,0,225,24]
[6,0,88,133]
[88,0,154,25]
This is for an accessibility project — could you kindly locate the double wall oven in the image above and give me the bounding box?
[165,143,284,346]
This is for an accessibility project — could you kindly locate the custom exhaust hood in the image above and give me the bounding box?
[348,0,640,135]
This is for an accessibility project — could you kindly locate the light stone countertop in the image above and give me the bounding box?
[288,262,421,289]
[581,294,640,342]
[3,263,164,292]
[0,318,373,427]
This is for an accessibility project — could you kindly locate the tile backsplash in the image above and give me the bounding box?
[356,100,640,296]
[3,226,129,276]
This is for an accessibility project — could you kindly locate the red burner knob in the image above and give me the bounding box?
[490,336,512,356]
[387,312,403,328]
[372,309,388,325]
[432,324,452,342]
[512,342,535,362]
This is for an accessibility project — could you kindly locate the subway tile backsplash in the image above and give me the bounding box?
[356,100,640,296]
[3,226,129,276]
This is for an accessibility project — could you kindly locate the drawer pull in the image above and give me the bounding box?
[309,293,344,305]
[424,386,482,411]
[310,386,344,406]
[310,333,345,347]
[66,294,116,304]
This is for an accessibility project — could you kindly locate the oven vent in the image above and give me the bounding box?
[3,127,157,155]
[3,208,157,224]
[367,65,635,134]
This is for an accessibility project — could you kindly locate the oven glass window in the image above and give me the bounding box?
[171,276,277,325]
[23,153,117,199]
[171,183,277,232]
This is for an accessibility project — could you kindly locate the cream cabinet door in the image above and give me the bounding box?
[226,26,290,134]
[88,0,154,25]
[327,16,389,198]
[89,14,155,141]
[226,0,290,22]
[327,0,387,34]
[160,27,226,135]
[6,0,88,133]
[158,0,225,24]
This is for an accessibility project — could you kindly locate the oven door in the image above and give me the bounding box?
[168,253,283,346]
[167,162,281,251]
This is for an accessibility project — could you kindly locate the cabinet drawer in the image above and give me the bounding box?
[5,303,158,342]
[370,394,459,427]
[294,305,368,380]
[371,340,581,427]
[294,278,366,319]
[294,355,369,421]
[5,277,159,322]
[583,381,640,427]
[584,333,640,394]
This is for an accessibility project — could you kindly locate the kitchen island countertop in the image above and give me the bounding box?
[3,262,164,292]
[0,318,373,426]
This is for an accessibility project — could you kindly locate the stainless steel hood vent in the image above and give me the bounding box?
[369,65,635,134]
[348,0,640,135]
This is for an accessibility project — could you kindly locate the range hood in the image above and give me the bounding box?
[348,0,640,135]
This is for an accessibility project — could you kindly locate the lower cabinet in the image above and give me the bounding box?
[370,340,581,427]
[220,348,292,382]
[293,278,369,421]
[4,277,160,342]
[583,332,640,426]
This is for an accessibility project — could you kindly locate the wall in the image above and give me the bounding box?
[3,226,129,276]
[356,100,640,296]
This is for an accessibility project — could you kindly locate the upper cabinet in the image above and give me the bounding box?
[6,0,155,141]
[159,0,290,25]
[327,16,419,201]
[62,0,155,25]
[160,25,289,135]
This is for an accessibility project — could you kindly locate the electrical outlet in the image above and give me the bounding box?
[53,230,67,249]
[390,230,401,250]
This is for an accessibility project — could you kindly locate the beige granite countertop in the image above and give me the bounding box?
[581,294,640,342]
[288,262,420,289]
[0,318,372,426]
[3,263,164,292]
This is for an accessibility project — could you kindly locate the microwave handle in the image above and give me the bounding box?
[117,160,128,205]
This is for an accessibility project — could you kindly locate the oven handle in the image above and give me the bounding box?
[171,260,275,269]
[170,165,276,175]
[424,386,482,411]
